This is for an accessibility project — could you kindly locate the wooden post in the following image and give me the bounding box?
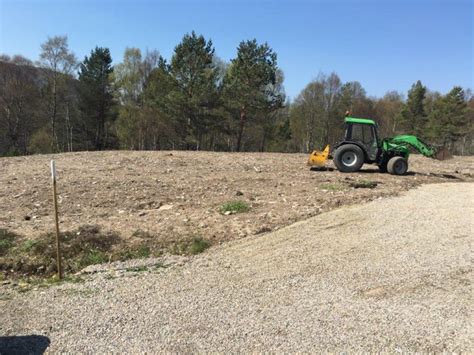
[51,160,62,279]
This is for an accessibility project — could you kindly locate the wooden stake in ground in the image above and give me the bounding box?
[51,160,62,279]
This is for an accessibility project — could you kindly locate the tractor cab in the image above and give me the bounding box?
[343,117,379,162]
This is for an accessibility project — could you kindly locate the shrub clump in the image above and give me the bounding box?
[118,245,151,261]
[220,200,250,214]
[1,225,213,280]
[0,225,121,278]
[170,237,211,255]
[349,179,378,189]
[0,229,18,256]
[320,183,347,191]
[187,238,211,255]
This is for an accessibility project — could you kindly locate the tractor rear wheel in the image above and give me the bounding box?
[387,156,408,175]
[333,144,365,173]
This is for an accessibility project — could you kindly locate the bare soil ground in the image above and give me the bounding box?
[1,151,473,248]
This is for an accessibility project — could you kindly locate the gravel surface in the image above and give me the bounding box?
[1,182,473,352]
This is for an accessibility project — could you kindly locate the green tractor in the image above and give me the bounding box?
[308,116,450,175]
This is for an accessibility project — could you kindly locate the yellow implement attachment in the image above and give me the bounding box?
[307,145,330,167]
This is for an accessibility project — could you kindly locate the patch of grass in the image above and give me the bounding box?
[152,262,165,270]
[320,183,347,191]
[171,237,211,255]
[78,250,108,269]
[220,200,250,214]
[64,275,85,284]
[1,224,201,281]
[62,225,121,255]
[21,238,50,255]
[188,238,211,255]
[21,239,45,253]
[125,266,149,272]
[12,275,85,293]
[28,275,84,286]
[132,230,154,239]
[118,245,151,261]
[0,225,122,279]
[0,229,18,256]
[349,179,378,189]
[26,276,60,287]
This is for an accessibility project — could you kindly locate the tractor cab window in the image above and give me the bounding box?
[349,123,375,145]
[346,123,378,161]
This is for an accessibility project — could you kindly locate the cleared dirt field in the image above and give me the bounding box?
[1,151,473,246]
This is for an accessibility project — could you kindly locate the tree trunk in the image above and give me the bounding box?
[325,111,330,146]
[65,103,72,152]
[236,107,246,152]
[209,133,215,152]
[197,133,202,151]
[306,113,315,153]
[70,126,73,152]
[50,76,59,152]
[95,103,105,150]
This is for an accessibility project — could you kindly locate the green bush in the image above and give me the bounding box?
[0,229,17,256]
[188,238,210,255]
[170,237,211,255]
[349,179,378,189]
[118,245,151,261]
[320,183,347,191]
[78,250,108,268]
[220,200,250,214]
[1,225,121,278]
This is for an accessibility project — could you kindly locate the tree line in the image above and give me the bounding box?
[290,76,473,155]
[1,33,473,157]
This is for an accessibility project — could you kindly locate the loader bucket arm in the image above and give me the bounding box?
[386,135,451,160]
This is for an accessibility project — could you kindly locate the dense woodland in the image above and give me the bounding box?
[1,33,473,157]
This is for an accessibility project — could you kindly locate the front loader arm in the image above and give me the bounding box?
[387,135,436,158]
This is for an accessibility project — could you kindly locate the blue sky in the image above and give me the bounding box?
[0,0,472,99]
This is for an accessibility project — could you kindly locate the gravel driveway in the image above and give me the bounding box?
[1,182,473,353]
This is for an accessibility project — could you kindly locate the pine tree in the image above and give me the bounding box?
[399,80,427,137]
[428,86,468,148]
[169,31,220,150]
[141,57,180,149]
[78,47,115,150]
[223,39,283,151]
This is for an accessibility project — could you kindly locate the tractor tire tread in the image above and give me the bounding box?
[387,156,408,175]
[333,144,365,173]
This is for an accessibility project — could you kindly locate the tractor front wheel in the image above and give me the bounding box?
[387,156,408,175]
[333,144,365,173]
